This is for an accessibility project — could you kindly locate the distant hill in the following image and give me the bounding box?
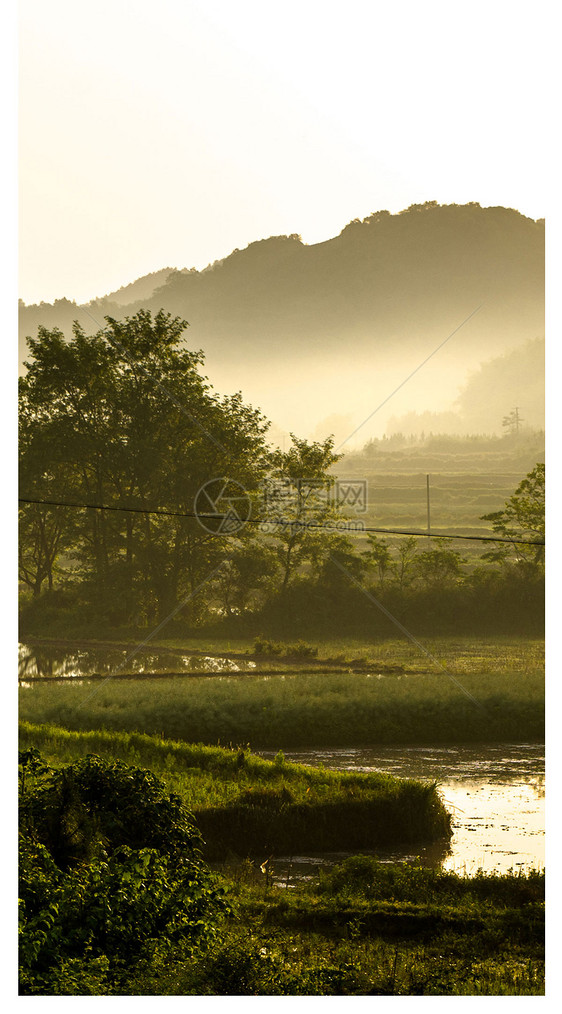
[19,203,544,439]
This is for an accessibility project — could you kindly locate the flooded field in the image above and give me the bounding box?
[262,743,545,880]
[18,642,255,680]
[18,643,544,879]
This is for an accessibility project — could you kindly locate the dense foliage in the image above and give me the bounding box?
[19,749,226,994]
[18,309,272,623]
[162,858,544,996]
[18,740,544,995]
[18,310,355,631]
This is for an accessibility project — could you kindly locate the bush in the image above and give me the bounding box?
[19,751,227,994]
[253,636,318,659]
[283,640,318,659]
[253,636,283,656]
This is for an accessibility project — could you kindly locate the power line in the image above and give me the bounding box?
[18,496,545,546]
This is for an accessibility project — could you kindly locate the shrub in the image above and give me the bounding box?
[19,751,227,994]
[253,636,283,656]
[284,640,318,659]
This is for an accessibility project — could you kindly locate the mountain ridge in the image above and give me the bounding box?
[19,203,544,440]
[20,202,544,356]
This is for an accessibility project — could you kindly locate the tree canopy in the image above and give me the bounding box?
[19,310,544,639]
[19,310,271,623]
[482,463,545,568]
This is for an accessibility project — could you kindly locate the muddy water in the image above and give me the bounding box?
[263,744,544,880]
[18,642,255,679]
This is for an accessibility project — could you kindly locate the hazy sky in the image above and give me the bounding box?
[19,0,546,305]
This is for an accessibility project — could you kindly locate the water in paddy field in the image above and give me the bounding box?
[18,642,256,680]
[261,744,544,881]
[18,643,544,878]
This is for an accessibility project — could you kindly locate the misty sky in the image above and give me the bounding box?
[19,0,546,306]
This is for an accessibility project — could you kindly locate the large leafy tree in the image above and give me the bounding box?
[19,310,270,624]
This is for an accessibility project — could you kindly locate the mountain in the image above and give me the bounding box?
[19,203,544,441]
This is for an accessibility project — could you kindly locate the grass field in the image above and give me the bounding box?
[19,660,544,748]
[19,727,544,994]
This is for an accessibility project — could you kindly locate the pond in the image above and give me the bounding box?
[18,641,256,680]
[261,743,544,882]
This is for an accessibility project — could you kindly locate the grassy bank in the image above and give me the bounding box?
[19,723,451,859]
[19,665,544,748]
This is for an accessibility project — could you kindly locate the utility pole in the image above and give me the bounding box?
[426,474,431,538]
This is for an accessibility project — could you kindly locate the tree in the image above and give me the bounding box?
[502,407,523,435]
[265,436,346,594]
[413,542,467,589]
[481,463,545,568]
[19,381,79,596]
[18,503,69,597]
[394,536,418,591]
[19,310,271,625]
[362,534,393,589]
[213,540,278,617]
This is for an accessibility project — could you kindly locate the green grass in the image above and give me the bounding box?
[123,858,545,995]
[18,727,544,995]
[19,723,451,860]
[19,659,544,747]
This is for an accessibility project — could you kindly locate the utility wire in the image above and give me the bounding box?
[18,496,545,547]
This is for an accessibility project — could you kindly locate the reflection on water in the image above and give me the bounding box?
[18,642,255,679]
[262,744,544,880]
